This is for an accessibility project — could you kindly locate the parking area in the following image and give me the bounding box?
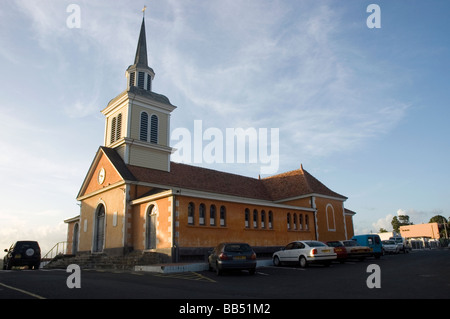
[1,249,449,300]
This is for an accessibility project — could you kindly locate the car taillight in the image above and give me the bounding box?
[219,253,229,260]
[250,252,257,260]
[311,248,318,255]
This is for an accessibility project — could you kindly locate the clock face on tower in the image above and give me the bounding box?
[98,168,106,185]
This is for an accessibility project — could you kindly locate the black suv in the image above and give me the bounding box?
[3,241,41,270]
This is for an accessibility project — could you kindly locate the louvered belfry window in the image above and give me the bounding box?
[110,117,116,144]
[147,74,151,91]
[140,112,149,141]
[110,113,122,144]
[150,115,158,143]
[129,72,135,87]
[138,72,145,89]
[116,113,122,141]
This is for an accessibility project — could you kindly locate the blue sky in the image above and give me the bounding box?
[1,0,449,253]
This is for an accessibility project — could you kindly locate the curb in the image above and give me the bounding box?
[134,259,273,274]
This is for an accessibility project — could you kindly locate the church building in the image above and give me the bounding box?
[64,17,355,262]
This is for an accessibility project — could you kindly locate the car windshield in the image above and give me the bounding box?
[343,241,358,247]
[305,241,326,247]
[224,244,251,252]
[383,240,395,245]
[327,241,343,247]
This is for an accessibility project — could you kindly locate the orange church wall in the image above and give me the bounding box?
[130,196,173,252]
[175,196,316,249]
[77,186,126,253]
[281,196,350,241]
[314,197,347,242]
[82,152,123,196]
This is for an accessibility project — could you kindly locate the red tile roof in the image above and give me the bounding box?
[124,158,346,202]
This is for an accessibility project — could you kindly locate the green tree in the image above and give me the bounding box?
[391,215,413,233]
[429,215,449,239]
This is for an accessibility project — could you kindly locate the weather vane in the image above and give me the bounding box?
[142,5,147,17]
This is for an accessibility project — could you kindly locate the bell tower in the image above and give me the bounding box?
[101,15,176,172]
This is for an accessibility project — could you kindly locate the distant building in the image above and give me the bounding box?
[64,17,355,262]
[400,223,440,248]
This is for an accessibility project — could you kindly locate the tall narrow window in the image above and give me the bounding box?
[150,115,158,143]
[129,72,135,87]
[199,203,206,225]
[326,204,336,231]
[305,214,309,230]
[253,209,258,228]
[138,71,145,89]
[140,112,149,141]
[299,214,303,230]
[244,209,250,228]
[188,202,195,225]
[293,213,297,230]
[220,206,226,227]
[210,205,216,226]
[261,210,266,229]
[94,205,105,253]
[287,213,291,230]
[268,211,273,229]
[110,117,116,144]
[116,113,122,141]
[147,74,151,91]
[145,205,157,250]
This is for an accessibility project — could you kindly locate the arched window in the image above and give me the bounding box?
[150,115,158,143]
[116,113,122,141]
[210,205,216,226]
[287,213,291,230]
[146,74,152,91]
[93,204,105,252]
[305,214,309,230]
[140,112,149,141]
[220,206,226,227]
[145,205,157,250]
[261,210,266,229]
[188,202,195,225]
[199,203,206,225]
[326,204,336,231]
[244,208,250,228]
[268,211,273,229]
[72,223,79,254]
[253,209,258,228]
[293,213,298,230]
[110,117,116,144]
[299,214,303,230]
[138,71,145,89]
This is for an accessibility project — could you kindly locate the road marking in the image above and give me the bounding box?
[0,282,46,299]
[153,271,216,283]
[265,266,306,271]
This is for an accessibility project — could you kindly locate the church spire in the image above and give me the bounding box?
[134,17,148,68]
[126,13,155,92]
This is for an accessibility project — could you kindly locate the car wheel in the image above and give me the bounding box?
[249,268,256,275]
[273,256,281,267]
[299,256,308,268]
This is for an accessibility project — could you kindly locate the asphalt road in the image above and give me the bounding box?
[1,249,449,301]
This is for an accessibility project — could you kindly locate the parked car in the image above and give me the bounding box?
[3,241,41,270]
[273,240,336,268]
[382,240,399,254]
[390,236,411,253]
[341,240,372,260]
[325,241,348,263]
[208,243,257,275]
[351,234,383,259]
